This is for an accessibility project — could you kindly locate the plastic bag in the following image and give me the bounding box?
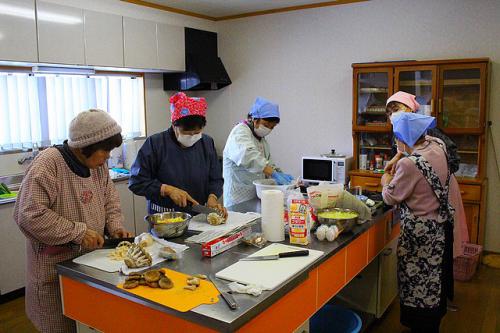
[306,183,344,209]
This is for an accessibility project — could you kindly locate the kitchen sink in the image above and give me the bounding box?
[0,173,24,191]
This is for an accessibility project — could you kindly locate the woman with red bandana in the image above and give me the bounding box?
[129,92,227,217]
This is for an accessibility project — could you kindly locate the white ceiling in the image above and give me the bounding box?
[145,0,340,18]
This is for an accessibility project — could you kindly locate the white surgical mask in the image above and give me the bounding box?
[390,111,404,124]
[254,125,272,138]
[177,133,202,147]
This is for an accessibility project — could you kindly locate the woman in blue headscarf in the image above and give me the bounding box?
[222,97,293,207]
[381,113,454,333]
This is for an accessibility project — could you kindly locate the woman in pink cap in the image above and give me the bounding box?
[385,91,468,261]
[129,92,227,218]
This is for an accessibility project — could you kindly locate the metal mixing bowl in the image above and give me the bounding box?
[144,212,192,238]
[316,208,358,232]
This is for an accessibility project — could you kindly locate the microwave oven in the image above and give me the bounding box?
[301,156,353,184]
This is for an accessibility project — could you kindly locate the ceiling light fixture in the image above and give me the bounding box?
[32,66,95,75]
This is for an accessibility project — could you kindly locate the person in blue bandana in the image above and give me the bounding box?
[222,97,293,207]
[129,92,226,217]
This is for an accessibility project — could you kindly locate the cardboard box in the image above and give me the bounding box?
[201,227,252,257]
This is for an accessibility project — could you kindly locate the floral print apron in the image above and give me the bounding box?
[397,151,454,312]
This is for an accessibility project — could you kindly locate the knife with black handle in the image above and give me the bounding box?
[240,250,310,261]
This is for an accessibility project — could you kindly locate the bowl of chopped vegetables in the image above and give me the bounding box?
[144,212,192,238]
[316,208,359,232]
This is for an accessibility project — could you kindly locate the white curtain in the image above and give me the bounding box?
[0,73,145,151]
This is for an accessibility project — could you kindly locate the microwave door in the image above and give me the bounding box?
[302,159,333,182]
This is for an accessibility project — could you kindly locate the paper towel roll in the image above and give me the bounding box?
[261,190,285,242]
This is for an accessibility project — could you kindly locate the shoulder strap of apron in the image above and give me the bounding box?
[406,152,454,223]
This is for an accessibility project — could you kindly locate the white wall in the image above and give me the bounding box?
[210,0,500,251]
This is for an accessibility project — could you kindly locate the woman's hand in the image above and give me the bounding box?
[384,152,403,175]
[207,195,228,219]
[381,172,394,186]
[161,184,199,207]
[81,228,104,250]
[110,228,133,239]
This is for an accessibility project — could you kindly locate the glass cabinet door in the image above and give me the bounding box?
[354,69,392,129]
[355,132,394,170]
[395,66,437,116]
[438,64,486,131]
[449,134,481,179]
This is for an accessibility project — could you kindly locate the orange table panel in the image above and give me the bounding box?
[346,232,368,283]
[60,276,217,333]
[368,218,387,262]
[236,269,318,333]
[317,248,346,307]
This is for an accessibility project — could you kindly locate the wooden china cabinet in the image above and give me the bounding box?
[349,58,490,245]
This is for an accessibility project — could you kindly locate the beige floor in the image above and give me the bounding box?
[0,265,498,333]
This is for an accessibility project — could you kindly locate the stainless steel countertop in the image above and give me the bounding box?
[56,199,392,332]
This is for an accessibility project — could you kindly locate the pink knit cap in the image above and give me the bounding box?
[386,91,420,112]
[169,92,207,123]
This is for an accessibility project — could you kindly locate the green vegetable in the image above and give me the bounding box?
[0,183,11,194]
[318,211,358,219]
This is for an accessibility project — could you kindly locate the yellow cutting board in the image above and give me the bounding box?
[117,268,219,312]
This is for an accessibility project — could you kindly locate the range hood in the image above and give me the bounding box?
[163,28,231,91]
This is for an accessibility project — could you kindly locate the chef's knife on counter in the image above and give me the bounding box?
[208,275,238,310]
[240,250,309,261]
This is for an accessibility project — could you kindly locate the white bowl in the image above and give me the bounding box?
[253,179,294,199]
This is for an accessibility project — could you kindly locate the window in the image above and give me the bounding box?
[0,72,145,151]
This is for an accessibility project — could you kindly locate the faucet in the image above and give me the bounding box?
[17,143,40,165]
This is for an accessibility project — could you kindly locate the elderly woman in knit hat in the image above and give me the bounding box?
[385,91,468,260]
[381,112,455,333]
[14,109,133,333]
[129,92,227,217]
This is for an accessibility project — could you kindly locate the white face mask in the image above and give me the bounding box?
[254,124,272,138]
[177,132,202,147]
[390,111,404,124]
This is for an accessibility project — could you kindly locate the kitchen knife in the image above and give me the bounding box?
[102,237,135,249]
[191,204,224,216]
[240,250,310,261]
[208,275,238,310]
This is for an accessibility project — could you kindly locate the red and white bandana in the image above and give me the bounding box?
[169,92,207,123]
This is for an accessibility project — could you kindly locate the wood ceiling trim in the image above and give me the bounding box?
[121,0,369,22]
[121,0,218,21]
[215,0,369,21]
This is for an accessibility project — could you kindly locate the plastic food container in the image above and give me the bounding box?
[253,179,294,199]
[144,212,192,238]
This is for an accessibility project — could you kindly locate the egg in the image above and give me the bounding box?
[316,224,328,241]
[326,225,339,242]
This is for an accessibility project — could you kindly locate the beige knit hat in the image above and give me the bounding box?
[68,109,122,148]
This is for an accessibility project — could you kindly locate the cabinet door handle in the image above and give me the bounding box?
[366,182,379,187]
[438,98,442,114]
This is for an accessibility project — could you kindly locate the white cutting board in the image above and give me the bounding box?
[73,249,123,273]
[215,243,324,290]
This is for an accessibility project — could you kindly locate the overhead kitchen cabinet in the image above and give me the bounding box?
[123,17,157,69]
[350,58,490,245]
[37,1,85,65]
[84,10,124,67]
[0,0,38,62]
[157,23,185,72]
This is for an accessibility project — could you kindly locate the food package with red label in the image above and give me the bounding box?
[201,227,252,257]
[288,198,311,245]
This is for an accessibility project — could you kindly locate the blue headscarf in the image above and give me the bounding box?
[392,113,436,148]
[249,97,280,119]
